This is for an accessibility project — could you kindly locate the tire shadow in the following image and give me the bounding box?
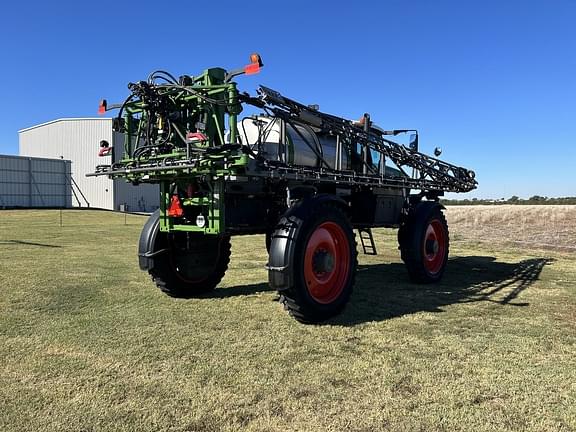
[205,256,553,325]
[332,256,554,326]
[209,282,273,298]
[0,240,61,248]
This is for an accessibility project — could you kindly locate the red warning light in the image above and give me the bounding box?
[244,53,263,75]
[98,147,112,157]
[244,63,261,75]
[167,195,184,217]
[98,140,111,157]
[98,99,107,115]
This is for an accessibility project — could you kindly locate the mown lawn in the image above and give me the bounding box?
[1,210,575,432]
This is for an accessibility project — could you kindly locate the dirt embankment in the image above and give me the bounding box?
[445,205,576,252]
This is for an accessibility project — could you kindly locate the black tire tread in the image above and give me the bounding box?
[399,206,449,284]
[149,236,231,298]
[276,204,358,323]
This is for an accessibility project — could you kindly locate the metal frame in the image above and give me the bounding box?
[89,62,477,235]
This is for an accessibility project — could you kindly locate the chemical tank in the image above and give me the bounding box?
[238,116,350,170]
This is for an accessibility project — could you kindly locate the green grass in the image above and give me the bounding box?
[1,210,575,432]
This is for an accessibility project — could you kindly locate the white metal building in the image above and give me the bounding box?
[0,154,72,208]
[19,118,158,212]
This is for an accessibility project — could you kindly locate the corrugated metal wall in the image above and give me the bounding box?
[19,119,158,211]
[0,155,72,208]
[112,132,159,212]
[20,118,114,209]
[113,180,159,212]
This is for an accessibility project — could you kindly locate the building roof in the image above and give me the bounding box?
[0,153,72,163]
[18,117,111,133]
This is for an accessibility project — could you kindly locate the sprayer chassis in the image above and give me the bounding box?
[98,157,411,236]
[90,59,476,323]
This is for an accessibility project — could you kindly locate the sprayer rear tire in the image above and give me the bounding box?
[270,203,357,323]
[149,233,230,298]
[399,205,449,283]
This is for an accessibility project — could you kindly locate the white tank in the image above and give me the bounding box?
[238,116,350,170]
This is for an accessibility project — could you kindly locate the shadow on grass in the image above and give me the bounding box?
[205,256,553,325]
[210,282,274,298]
[0,240,61,248]
[332,256,554,325]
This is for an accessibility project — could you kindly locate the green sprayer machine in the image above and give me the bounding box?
[89,54,477,323]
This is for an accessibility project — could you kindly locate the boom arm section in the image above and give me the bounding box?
[254,86,477,193]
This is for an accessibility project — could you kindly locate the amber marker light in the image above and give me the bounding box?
[250,53,263,67]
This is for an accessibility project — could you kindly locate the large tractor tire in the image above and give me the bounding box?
[138,211,230,298]
[265,231,272,253]
[268,201,357,323]
[398,202,449,283]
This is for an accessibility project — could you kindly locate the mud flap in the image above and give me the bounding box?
[138,209,161,271]
[267,214,302,290]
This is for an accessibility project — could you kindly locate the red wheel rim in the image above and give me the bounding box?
[303,222,351,304]
[423,219,446,275]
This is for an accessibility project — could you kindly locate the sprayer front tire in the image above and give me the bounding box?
[269,203,357,323]
[149,233,231,298]
[399,205,449,283]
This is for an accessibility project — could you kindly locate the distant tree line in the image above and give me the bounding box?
[440,196,576,205]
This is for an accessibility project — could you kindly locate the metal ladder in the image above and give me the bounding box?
[358,228,377,255]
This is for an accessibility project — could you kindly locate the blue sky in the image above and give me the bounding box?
[0,1,574,198]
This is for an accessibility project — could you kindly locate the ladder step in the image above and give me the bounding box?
[358,228,377,255]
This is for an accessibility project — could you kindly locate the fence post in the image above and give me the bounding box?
[28,158,32,207]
